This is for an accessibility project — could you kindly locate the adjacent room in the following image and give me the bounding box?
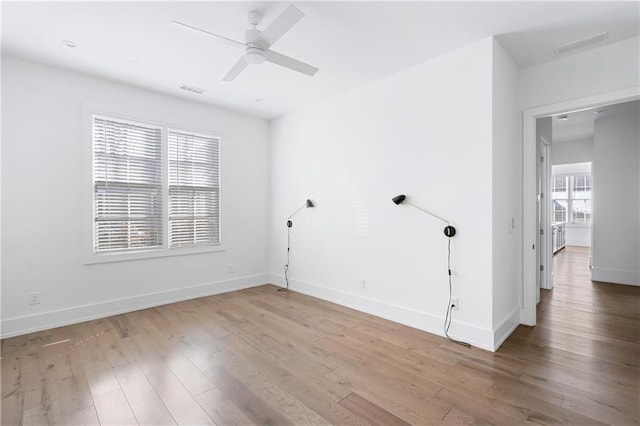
[1,2,639,425]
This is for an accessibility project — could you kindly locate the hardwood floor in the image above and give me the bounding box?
[2,247,638,425]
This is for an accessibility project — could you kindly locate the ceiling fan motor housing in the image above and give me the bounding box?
[244,27,265,64]
[245,28,261,44]
[245,45,265,64]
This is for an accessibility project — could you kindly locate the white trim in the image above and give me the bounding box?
[1,274,268,338]
[592,268,640,286]
[493,309,520,350]
[270,274,496,352]
[564,223,591,228]
[521,87,640,326]
[84,244,225,264]
[542,143,553,291]
[167,128,222,249]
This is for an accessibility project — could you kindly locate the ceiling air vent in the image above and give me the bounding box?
[180,84,206,95]
[554,32,609,56]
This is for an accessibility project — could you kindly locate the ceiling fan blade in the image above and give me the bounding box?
[263,49,318,77]
[222,56,249,81]
[171,21,245,48]
[257,4,304,49]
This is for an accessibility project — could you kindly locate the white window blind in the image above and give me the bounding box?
[168,129,220,248]
[93,116,163,252]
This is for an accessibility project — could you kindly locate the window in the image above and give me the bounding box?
[573,174,591,192]
[169,129,220,247]
[91,114,221,259]
[552,176,568,193]
[571,173,592,223]
[552,199,569,223]
[93,116,163,252]
[551,173,592,224]
[551,176,568,223]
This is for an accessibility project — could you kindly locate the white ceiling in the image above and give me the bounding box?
[552,100,639,143]
[2,1,638,119]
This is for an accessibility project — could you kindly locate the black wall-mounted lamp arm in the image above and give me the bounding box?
[391,194,456,237]
[287,199,314,228]
[281,199,314,292]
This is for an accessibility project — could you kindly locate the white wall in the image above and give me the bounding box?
[551,138,593,165]
[564,225,592,248]
[591,102,640,285]
[269,38,500,350]
[1,56,271,337]
[490,39,521,346]
[519,36,640,109]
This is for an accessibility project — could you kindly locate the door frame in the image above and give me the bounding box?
[520,87,639,326]
[539,139,552,293]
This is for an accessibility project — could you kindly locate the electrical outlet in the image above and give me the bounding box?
[227,264,234,274]
[29,292,41,305]
[451,297,459,310]
[359,278,366,289]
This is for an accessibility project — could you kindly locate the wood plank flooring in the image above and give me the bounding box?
[2,246,638,425]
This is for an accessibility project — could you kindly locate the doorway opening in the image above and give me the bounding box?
[521,88,639,326]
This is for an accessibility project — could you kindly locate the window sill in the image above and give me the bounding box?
[565,223,591,228]
[84,244,225,265]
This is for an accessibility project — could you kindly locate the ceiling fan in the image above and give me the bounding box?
[171,4,319,81]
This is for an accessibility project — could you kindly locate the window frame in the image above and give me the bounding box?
[552,199,569,223]
[168,127,221,249]
[551,176,569,223]
[92,114,165,253]
[83,107,224,264]
[551,172,592,226]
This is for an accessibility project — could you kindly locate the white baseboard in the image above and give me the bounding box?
[270,274,496,351]
[591,267,639,286]
[493,309,520,350]
[1,274,269,338]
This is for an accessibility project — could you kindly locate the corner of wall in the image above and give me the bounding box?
[272,273,497,351]
[492,308,521,350]
[490,37,523,348]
